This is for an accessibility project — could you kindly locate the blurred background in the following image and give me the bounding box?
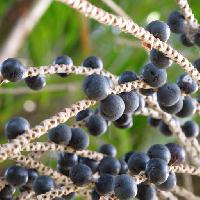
[0,0,200,197]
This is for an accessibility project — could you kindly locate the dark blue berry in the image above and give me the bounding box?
[146,20,170,42]
[79,157,99,173]
[5,117,30,140]
[128,152,149,175]
[159,121,173,136]
[91,189,100,200]
[182,120,199,138]
[166,143,185,165]
[167,11,185,33]
[33,176,55,195]
[122,151,134,163]
[95,174,115,195]
[0,185,15,199]
[119,92,139,113]
[194,32,200,47]
[180,34,193,47]
[118,71,138,84]
[113,113,133,129]
[98,144,117,157]
[27,169,38,185]
[57,164,70,176]
[135,94,145,112]
[83,74,110,101]
[86,114,107,136]
[157,172,177,190]
[150,49,172,69]
[119,159,128,174]
[48,124,72,145]
[98,156,121,175]
[142,63,167,87]
[53,55,73,77]
[58,153,78,169]
[5,166,28,187]
[76,108,93,121]
[148,117,160,127]
[114,174,137,200]
[1,58,25,82]
[69,164,92,186]
[69,128,89,150]
[157,83,181,106]
[145,158,169,185]
[25,75,46,90]
[100,94,125,121]
[147,144,171,163]
[137,184,155,200]
[82,56,103,69]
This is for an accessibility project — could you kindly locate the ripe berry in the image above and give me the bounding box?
[136,184,155,200]
[194,32,200,47]
[69,164,92,186]
[113,113,133,129]
[27,169,38,185]
[176,96,196,118]
[100,94,125,121]
[4,117,30,140]
[194,58,200,72]
[79,157,99,173]
[95,174,115,195]
[145,20,170,42]
[182,121,199,138]
[177,73,198,94]
[118,71,138,84]
[166,143,185,165]
[159,97,183,114]
[85,114,107,136]
[119,92,139,113]
[114,174,137,200]
[33,176,55,195]
[119,159,128,174]
[128,152,149,175]
[167,11,185,33]
[58,152,78,169]
[1,58,25,82]
[157,83,181,107]
[25,75,46,90]
[145,158,169,185]
[82,56,103,69]
[98,144,117,157]
[0,185,15,199]
[57,164,70,176]
[48,124,72,145]
[180,34,194,47]
[142,63,167,87]
[147,144,171,163]
[148,117,160,127]
[83,74,110,101]
[122,151,134,163]
[98,156,121,175]
[159,121,173,136]
[53,55,73,77]
[76,108,93,121]
[5,166,28,186]
[150,49,172,69]
[157,172,177,191]
[69,128,89,150]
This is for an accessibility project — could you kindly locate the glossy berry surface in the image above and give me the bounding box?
[4,117,30,140]
[58,152,78,169]
[147,144,171,163]
[1,58,25,82]
[128,152,149,175]
[83,74,110,101]
[75,108,93,121]
[146,20,170,41]
[113,113,133,129]
[79,157,99,173]
[48,124,72,145]
[150,49,172,69]
[142,63,167,87]
[85,114,107,136]
[95,174,115,195]
[136,184,155,200]
[100,94,125,121]
[148,117,160,127]
[53,55,73,77]
[25,75,46,90]
[114,174,137,200]
[159,121,173,136]
[182,120,199,138]
[98,144,117,157]
[33,175,55,195]
[166,143,186,165]
[157,83,181,106]
[5,166,28,186]
[119,159,128,174]
[69,164,92,186]
[69,128,89,150]
[98,156,121,175]
[118,71,138,84]
[145,158,169,185]
[27,169,38,185]
[82,56,103,69]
